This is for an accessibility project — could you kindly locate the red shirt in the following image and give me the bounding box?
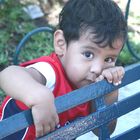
[0,53,90,140]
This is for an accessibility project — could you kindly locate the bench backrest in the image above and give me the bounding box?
[0,62,140,140]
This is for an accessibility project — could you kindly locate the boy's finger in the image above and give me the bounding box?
[113,67,125,85]
[95,75,104,82]
[43,125,51,136]
[111,69,119,84]
[55,114,59,126]
[112,67,124,85]
[118,67,125,80]
[50,121,56,131]
[102,70,112,83]
[35,124,44,137]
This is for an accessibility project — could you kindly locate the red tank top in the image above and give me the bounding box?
[0,53,90,140]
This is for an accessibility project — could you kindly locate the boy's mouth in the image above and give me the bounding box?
[86,74,97,83]
[85,79,96,85]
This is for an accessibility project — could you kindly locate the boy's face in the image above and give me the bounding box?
[55,30,123,88]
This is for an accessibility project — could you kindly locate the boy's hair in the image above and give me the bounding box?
[59,0,127,47]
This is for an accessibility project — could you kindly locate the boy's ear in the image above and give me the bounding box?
[54,30,67,57]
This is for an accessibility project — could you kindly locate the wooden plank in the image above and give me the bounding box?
[112,124,140,140]
[0,63,140,139]
[55,62,140,113]
[0,110,33,139]
[38,92,140,140]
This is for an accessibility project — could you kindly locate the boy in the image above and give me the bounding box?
[0,0,127,139]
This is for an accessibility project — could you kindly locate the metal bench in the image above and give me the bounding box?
[0,61,140,140]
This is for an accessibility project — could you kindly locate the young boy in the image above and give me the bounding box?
[0,0,127,139]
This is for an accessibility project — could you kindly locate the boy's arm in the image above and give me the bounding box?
[0,65,59,137]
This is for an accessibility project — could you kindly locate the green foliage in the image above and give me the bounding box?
[0,0,140,68]
[0,0,53,69]
[117,6,140,65]
[118,32,140,66]
[0,89,5,104]
[118,45,136,66]
[18,32,54,63]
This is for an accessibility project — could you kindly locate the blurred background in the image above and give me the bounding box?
[0,0,140,69]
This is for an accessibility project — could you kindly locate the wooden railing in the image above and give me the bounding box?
[0,62,140,140]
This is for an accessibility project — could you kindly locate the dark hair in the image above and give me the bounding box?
[58,0,127,47]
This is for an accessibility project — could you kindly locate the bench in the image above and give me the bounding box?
[0,59,140,139]
[1,0,140,138]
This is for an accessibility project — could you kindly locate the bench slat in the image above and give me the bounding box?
[0,63,140,139]
[112,124,140,140]
[95,97,110,139]
[39,92,140,140]
[0,109,33,139]
[55,63,140,113]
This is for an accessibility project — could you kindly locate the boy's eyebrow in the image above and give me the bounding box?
[81,45,100,53]
[81,45,98,50]
[82,46,119,58]
[109,55,118,58]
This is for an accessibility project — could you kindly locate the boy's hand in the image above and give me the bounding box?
[29,88,59,138]
[96,66,125,86]
[0,66,59,138]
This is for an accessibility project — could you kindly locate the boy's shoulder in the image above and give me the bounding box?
[20,53,58,67]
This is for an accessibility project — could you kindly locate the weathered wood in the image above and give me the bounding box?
[55,62,140,113]
[112,124,140,140]
[0,63,140,139]
[38,91,140,140]
[0,110,33,139]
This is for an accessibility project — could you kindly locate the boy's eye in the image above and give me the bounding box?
[105,57,115,63]
[83,51,94,59]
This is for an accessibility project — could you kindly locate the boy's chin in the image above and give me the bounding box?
[77,80,95,88]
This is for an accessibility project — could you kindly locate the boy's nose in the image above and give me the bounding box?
[90,61,104,75]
